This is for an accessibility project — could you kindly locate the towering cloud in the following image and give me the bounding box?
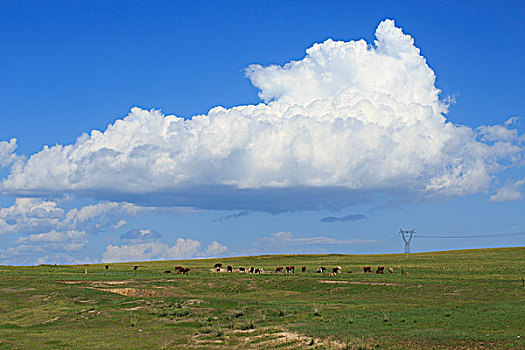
[1,20,522,211]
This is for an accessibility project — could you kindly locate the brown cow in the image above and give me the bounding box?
[376,266,384,274]
[164,270,172,273]
[181,267,190,274]
[286,266,295,273]
[174,266,184,273]
[363,266,372,273]
[276,267,284,273]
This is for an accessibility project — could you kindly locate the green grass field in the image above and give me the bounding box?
[0,247,523,349]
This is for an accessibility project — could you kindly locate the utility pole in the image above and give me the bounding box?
[400,229,415,253]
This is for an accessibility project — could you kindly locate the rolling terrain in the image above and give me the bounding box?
[0,247,523,349]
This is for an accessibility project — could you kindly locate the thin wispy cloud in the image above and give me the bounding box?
[320,214,367,223]
[120,228,162,240]
[262,231,377,246]
[213,211,250,222]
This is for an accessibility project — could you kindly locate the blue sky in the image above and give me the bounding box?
[1,1,524,265]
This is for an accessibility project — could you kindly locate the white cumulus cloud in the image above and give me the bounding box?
[0,138,21,169]
[0,198,144,236]
[489,178,525,202]
[102,238,204,263]
[102,238,228,263]
[206,241,228,256]
[1,20,523,212]
[15,230,87,251]
[0,198,151,264]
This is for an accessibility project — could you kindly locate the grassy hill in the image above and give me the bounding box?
[0,247,523,349]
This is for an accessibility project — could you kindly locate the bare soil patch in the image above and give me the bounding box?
[89,286,188,298]
[318,280,399,286]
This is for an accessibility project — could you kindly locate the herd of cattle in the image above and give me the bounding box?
[103,263,395,275]
[211,263,394,275]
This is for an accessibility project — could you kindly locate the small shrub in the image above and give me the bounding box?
[130,314,138,328]
[312,304,321,317]
[240,319,255,330]
[233,309,244,318]
[174,308,190,317]
[345,336,370,350]
[215,321,224,337]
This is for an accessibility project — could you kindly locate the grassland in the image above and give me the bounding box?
[0,247,524,349]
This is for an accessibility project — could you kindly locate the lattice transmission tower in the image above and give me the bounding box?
[400,229,415,253]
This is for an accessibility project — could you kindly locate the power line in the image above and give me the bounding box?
[416,231,525,239]
[353,236,400,254]
[358,239,399,254]
[416,221,525,232]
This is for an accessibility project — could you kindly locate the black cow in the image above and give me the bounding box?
[363,266,372,273]
[104,265,109,270]
[301,266,306,272]
[227,265,233,273]
[239,267,246,273]
[249,267,255,273]
[133,265,139,271]
[214,263,223,268]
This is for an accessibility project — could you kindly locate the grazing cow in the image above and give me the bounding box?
[133,265,139,271]
[317,267,327,273]
[181,267,190,274]
[239,267,246,273]
[286,266,295,273]
[376,266,384,274]
[227,265,233,273]
[254,268,260,274]
[105,265,109,270]
[301,266,306,272]
[363,266,372,273]
[332,267,340,274]
[164,270,172,273]
[174,266,184,273]
[388,267,394,274]
[214,263,223,268]
[276,267,284,273]
[249,267,255,273]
